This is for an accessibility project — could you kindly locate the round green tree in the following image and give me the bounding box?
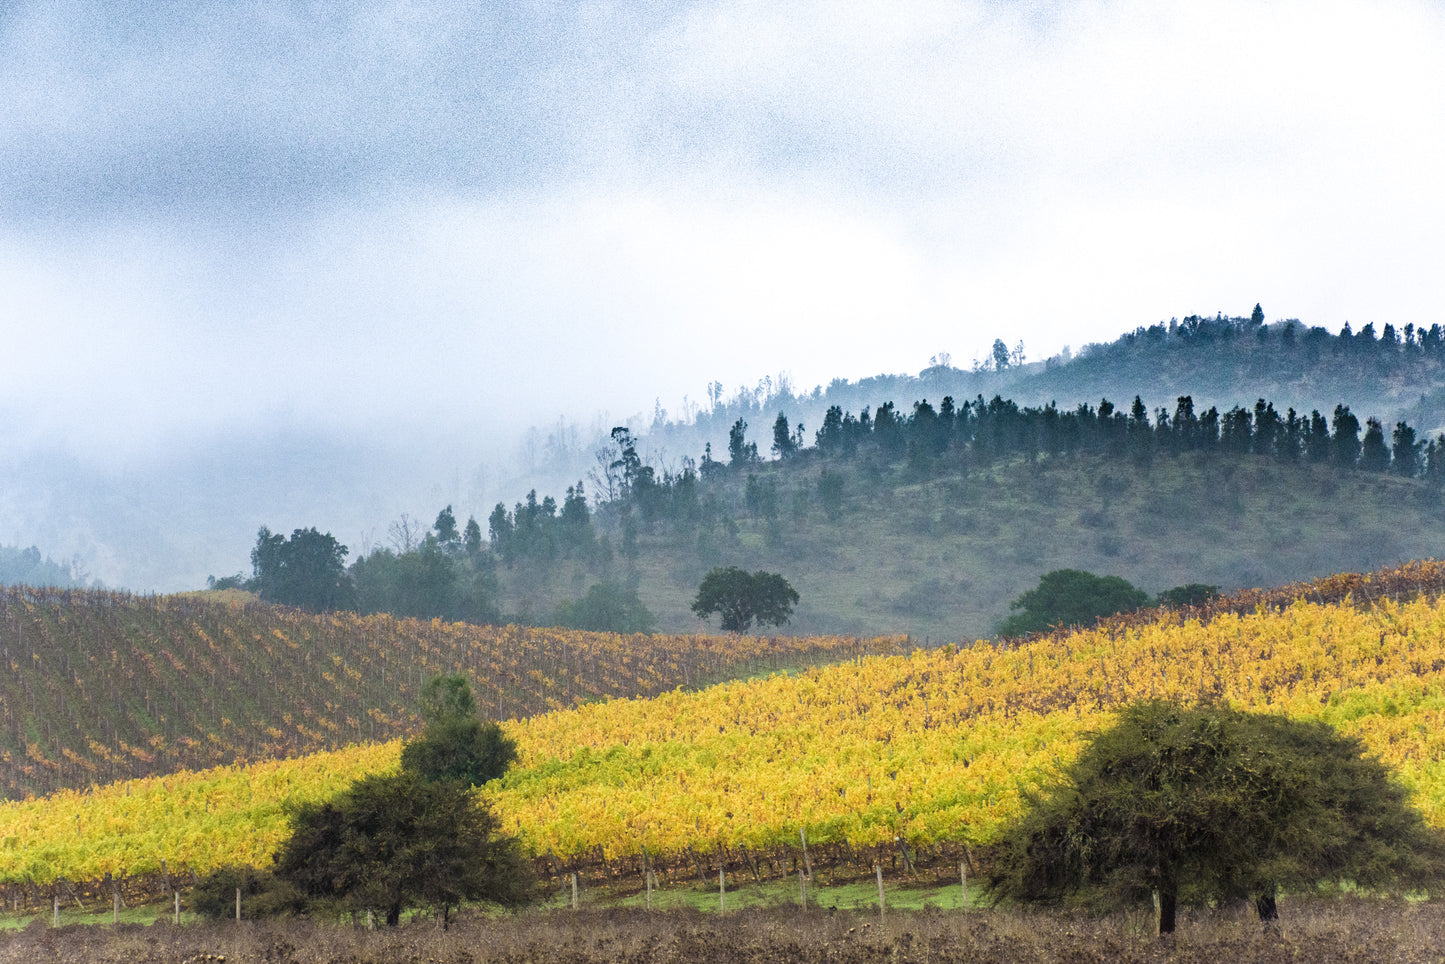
[691,566,799,632]
[998,569,1148,637]
[986,700,1444,934]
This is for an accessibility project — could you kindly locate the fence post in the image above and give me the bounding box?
[961,860,968,908]
[875,862,885,920]
[235,887,241,922]
[174,891,180,925]
[718,867,725,914]
[52,895,59,928]
[571,873,579,911]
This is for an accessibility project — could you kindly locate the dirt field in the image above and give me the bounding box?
[1,898,1443,964]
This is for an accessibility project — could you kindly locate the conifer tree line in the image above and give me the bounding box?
[797,392,1445,482]
[575,391,1445,537]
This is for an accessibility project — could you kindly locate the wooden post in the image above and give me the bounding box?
[718,867,725,914]
[235,887,241,922]
[571,873,579,910]
[960,860,968,908]
[112,890,119,924]
[646,869,654,911]
[52,895,59,928]
[875,862,885,920]
[798,869,807,909]
[174,891,180,925]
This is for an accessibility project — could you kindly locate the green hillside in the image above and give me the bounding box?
[496,449,1445,642]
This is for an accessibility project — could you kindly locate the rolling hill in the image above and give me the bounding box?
[5,563,1444,897]
[0,586,893,800]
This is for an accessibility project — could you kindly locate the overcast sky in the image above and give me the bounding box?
[4,0,1445,460]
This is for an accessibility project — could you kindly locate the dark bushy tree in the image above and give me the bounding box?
[771,412,798,459]
[691,566,799,632]
[728,418,758,467]
[553,581,656,634]
[351,541,499,626]
[273,674,531,926]
[986,700,1445,935]
[1155,583,1219,609]
[1360,417,1391,473]
[433,505,460,549]
[273,770,533,926]
[251,526,355,612]
[998,569,1148,637]
[401,673,518,787]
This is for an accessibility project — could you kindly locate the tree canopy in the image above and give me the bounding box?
[691,566,799,632]
[250,526,355,612]
[270,674,531,926]
[986,700,1445,934]
[998,568,1148,637]
[401,673,518,787]
[553,581,656,634]
[273,769,532,926]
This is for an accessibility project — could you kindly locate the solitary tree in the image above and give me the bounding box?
[992,338,1011,371]
[553,581,656,634]
[998,569,1148,637]
[772,412,798,459]
[433,505,460,549]
[272,674,532,925]
[273,770,533,926]
[986,700,1444,935]
[691,566,799,632]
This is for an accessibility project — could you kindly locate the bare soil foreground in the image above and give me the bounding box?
[2,900,1443,964]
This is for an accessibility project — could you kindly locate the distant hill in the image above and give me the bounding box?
[642,314,1445,469]
[475,313,1445,640]
[495,447,1445,642]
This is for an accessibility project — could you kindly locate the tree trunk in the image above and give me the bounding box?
[1157,868,1179,936]
[386,903,401,927]
[1254,885,1279,923]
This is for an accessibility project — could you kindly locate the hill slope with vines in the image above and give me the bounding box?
[5,563,1445,899]
[0,587,895,799]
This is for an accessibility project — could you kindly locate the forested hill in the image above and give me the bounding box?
[639,312,1445,467]
[209,309,1445,648]
[482,393,1445,643]
[1014,315,1445,434]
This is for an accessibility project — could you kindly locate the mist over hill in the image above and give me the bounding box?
[4,311,1444,594]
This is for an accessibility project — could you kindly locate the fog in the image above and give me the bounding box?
[3,1,1444,589]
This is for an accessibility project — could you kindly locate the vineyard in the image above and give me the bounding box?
[4,563,1445,904]
[0,586,898,799]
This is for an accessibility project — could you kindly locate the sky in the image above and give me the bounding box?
[3,0,1445,585]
